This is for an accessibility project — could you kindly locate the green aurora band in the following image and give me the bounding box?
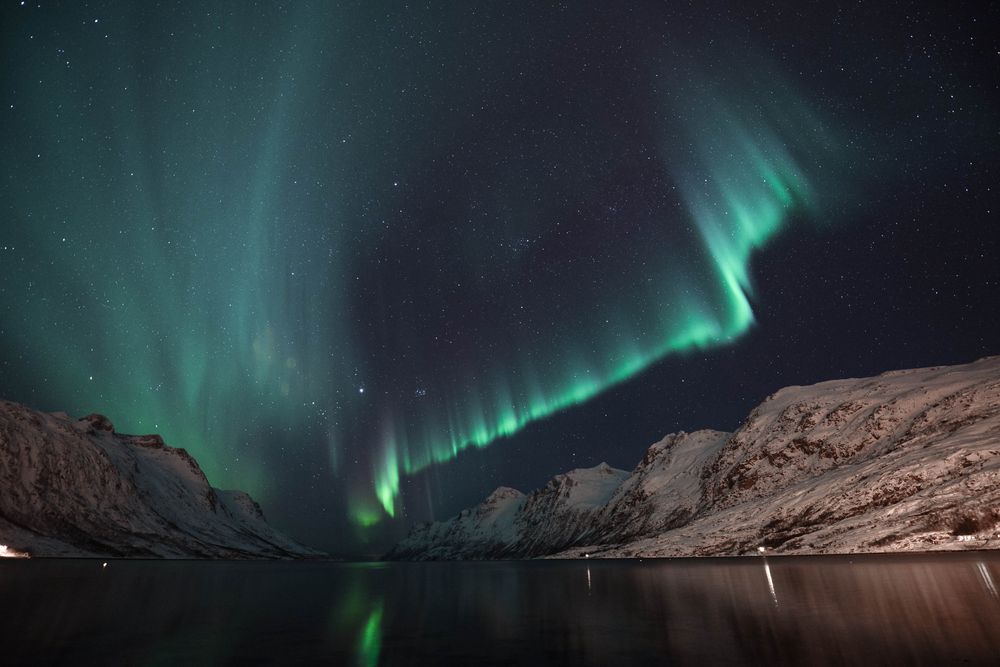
[365,67,847,520]
[0,3,853,531]
[0,5,351,501]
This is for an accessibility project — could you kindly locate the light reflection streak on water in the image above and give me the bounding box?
[763,559,778,606]
[587,566,592,593]
[978,562,998,599]
[7,556,1000,664]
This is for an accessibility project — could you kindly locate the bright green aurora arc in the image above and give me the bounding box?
[0,3,855,535]
[363,64,847,522]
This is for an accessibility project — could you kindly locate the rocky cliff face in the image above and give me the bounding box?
[0,401,319,558]
[388,356,1000,559]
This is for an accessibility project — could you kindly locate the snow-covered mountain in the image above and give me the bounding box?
[388,356,1000,559]
[0,401,319,558]
[387,463,628,559]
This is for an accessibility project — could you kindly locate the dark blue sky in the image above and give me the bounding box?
[1,1,997,555]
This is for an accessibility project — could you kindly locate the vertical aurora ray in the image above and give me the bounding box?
[0,4,352,501]
[1,2,870,539]
[364,57,850,520]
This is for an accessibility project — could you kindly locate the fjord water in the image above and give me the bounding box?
[3,553,1000,665]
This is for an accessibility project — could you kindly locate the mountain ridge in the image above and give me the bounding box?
[0,400,320,558]
[387,356,1000,559]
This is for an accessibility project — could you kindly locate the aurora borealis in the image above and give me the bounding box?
[2,1,998,552]
[364,56,848,519]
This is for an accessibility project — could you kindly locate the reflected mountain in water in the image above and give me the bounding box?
[3,553,1000,665]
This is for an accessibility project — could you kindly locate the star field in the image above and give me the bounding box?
[1,1,997,553]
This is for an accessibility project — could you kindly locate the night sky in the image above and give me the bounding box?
[1,1,997,556]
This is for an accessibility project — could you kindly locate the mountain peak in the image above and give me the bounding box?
[0,400,320,559]
[388,356,1000,560]
[484,486,524,500]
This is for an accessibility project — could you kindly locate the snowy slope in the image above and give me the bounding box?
[388,356,1000,559]
[594,429,730,543]
[386,463,628,559]
[0,401,320,558]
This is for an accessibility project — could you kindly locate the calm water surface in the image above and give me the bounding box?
[3,552,1000,665]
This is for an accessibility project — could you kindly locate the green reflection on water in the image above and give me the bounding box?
[329,576,384,667]
[357,604,383,667]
